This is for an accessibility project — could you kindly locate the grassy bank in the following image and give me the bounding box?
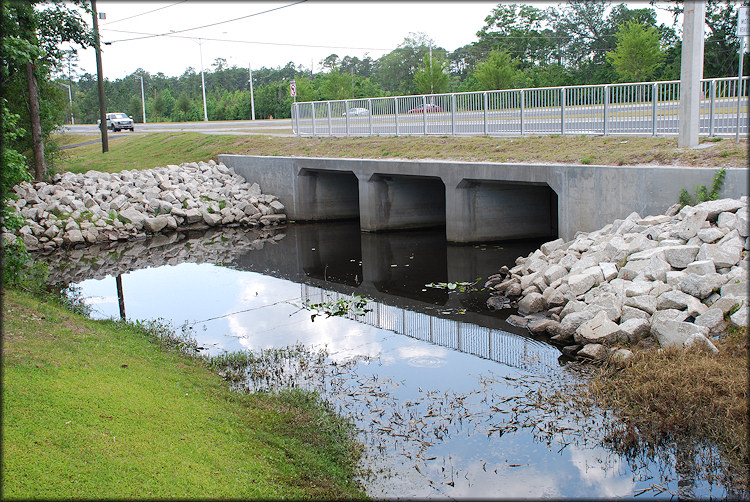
[1,287,365,499]
[52,131,748,174]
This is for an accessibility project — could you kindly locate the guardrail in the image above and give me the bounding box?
[292,76,749,138]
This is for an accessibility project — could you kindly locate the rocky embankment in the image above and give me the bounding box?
[5,160,286,252]
[487,197,749,364]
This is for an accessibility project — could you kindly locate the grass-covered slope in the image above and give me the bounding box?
[1,288,365,499]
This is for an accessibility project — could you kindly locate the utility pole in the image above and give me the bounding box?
[198,38,208,122]
[91,0,108,153]
[429,42,433,95]
[678,0,705,149]
[134,75,146,124]
[248,63,255,120]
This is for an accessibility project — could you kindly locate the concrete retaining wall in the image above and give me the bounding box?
[219,154,748,242]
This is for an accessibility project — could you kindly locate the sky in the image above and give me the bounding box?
[70,1,679,81]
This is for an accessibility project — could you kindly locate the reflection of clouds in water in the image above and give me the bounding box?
[84,296,117,305]
[229,310,385,362]
[397,456,562,499]
[236,276,270,304]
[396,343,449,368]
[568,442,634,497]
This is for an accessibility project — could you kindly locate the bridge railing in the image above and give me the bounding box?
[292,76,749,138]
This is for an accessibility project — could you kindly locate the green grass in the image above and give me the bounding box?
[54,132,748,175]
[1,288,366,499]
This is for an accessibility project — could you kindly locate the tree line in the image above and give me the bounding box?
[56,0,747,124]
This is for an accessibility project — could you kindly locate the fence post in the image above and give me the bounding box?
[520,89,525,135]
[560,87,566,135]
[652,82,658,137]
[394,97,399,136]
[422,95,427,135]
[345,99,350,136]
[294,103,300,136]
[327,101,332,136]
[451,93,456,136]
[368,98,373,136]
[603,85,609,136]
[709,79,716,137]
[311,102,316,137]
[483,91,488,135]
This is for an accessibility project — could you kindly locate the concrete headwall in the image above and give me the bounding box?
[219,154,748,242]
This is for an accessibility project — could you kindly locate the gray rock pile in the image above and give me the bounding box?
[487,197,749,364]
[4,160,286,252]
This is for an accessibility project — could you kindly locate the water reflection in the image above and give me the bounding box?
[38,222,735,499]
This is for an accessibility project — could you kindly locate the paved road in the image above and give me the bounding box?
[59,118,295,136]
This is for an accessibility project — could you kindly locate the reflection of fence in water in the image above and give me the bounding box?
[302,284,560,373]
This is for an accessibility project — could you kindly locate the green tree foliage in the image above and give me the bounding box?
[62,2,745,122]
[1,0,93,180]
[476,4,556,68]
[661,0,748,78]
[606,20,665,82]
[176,93,191,120]
[318,69,354,100]
[152,91,166,122]
[473,51,520,90]
[373,33,445,96]
[414,56,450,94]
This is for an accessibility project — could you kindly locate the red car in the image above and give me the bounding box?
[407,103,442,113]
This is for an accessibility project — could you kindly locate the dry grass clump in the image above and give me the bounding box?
[589,329,748,490]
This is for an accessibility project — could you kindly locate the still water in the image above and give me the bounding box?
[39,222,735,499]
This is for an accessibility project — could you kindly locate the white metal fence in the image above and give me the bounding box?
[292,76,749,138]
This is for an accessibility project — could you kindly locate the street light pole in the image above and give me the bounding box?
[134,75,146,124]
[249,62,255,120]
[57,82,74,124]
[198,38,208,122]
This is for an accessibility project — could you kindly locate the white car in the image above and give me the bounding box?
[342,107,369,117]
[98,112,135,132]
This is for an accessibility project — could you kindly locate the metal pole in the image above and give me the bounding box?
[709,79,716,136]
[249,63,255,120]
[134,75,146,124]
[422,95,427,135]
[66,84,74,124]
[91,0,108,153]
[293,102,302,136]
[451,93,456,136]
[368,98,373,135]
[604,85,609,136]
[652,82,658,136]
[560,87,566,135]
[737,37,745,143]
[327,101,332,136]
[520,89,525,135]
[345,99,350,136]
[483,92,488,136]
[311,102,316,137]
[394,97,399,136]
[198,39,208,122]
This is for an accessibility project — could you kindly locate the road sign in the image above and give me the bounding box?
[290,79,297,97]
[739,6,749,37]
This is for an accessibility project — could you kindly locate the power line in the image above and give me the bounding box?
[101,1,188,26]
[102,27,394,51]
[107,1,307,43]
